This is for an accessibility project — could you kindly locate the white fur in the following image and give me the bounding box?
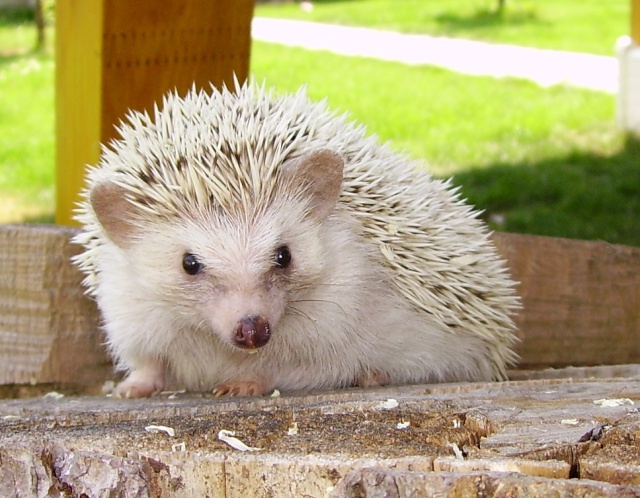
[94,200,494,393]
[74,82,520,396]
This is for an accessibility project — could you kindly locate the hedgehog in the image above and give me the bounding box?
[73,81,520,398]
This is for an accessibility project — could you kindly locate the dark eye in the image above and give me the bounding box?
[274,245,292,269]
[182,253,203,275]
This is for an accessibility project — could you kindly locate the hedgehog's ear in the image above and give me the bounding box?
[288,149,344,221]
[90,182,140,248]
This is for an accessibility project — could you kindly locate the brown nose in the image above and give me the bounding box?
[233,315,271,349]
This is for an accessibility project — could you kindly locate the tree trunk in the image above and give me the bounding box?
[34,0,45,50]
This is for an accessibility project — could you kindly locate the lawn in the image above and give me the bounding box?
[255,0,629,56]
[0,7,54,223]
[1,3,639,246]
[251,42,638,245]
[252,42,619,173]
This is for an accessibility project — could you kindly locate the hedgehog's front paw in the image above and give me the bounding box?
[356,370,390,388]
[114,366,165,399]
[213,380,270,397]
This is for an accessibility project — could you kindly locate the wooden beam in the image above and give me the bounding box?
[492,233,640,368]
[0,225,109,390]
[0,226,638,389]
[55,0,104,228]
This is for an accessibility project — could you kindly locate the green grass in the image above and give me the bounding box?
[0,6,37,52]
[453,138,640,242]
[0,7,54,223]
[252,42,619,174]
[1,5,639,247]
[251,42,639,246]
[255,0,628,55]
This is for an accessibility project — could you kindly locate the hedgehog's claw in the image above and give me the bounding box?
[356,370,390,388]
[213,380,268,397]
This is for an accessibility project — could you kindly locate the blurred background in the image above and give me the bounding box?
[1,0,638,246]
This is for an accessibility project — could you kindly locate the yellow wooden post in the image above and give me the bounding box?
[55,0,254,226]
[55,0,104,227]
[633,0,640,44]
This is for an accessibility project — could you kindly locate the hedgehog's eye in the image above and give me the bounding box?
[182,253,203,275]
[274,245,292,269]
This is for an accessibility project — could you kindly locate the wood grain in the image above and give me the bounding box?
[493,233,640,368]
[100,0,254,145]
[55,0,254,225]
[0,225,108,388]
[0,226,638,388]
[0,376,638,496]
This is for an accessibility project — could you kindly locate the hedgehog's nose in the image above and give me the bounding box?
[233,315,271,350]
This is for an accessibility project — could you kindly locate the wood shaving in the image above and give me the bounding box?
[593,398,634,407]
[448,442,464,459]
[144,425,176,437]
[217,430,262,452]
[561,419,579,425]
[162,390,186,399]
[378,399,399,410]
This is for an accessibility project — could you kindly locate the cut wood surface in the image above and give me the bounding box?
[1,225,639,390]
[0,373,639,496]
[1,224,639,495]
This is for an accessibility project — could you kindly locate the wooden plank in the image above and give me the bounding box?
[0,377,638,495]
[492,233,640,368]
[0,225,639,389]
[55,0,254,226]
[0,225,109,390]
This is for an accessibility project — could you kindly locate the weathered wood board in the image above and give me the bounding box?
[1,224,640,495]
[492,233,640,368]
[0,225,108,390]
[0,374,639,496]
[1,225,639,392]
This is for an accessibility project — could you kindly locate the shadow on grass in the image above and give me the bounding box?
[435,5,544,31]
[451,135,640,247]
[0,52,25,66]
[0,6,34,25]
[24,212,55,224]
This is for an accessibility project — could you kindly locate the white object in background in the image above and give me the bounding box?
[617,36,640,133]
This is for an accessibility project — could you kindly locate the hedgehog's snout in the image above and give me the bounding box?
[233,315,271,350]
